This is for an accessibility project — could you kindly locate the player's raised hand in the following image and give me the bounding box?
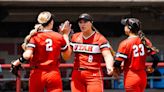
[59,20,72,35]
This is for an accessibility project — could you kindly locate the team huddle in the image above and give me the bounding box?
[10,11,159,92]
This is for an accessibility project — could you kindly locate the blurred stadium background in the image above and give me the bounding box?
[0,0,164,92]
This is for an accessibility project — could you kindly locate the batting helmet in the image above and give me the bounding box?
[77,13,93,22]
[37,11,54,26]
[121,18,141,32]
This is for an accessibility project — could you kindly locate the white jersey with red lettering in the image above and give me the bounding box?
[71,31,112,70]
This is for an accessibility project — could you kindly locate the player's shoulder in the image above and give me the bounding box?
[94,31,107,40]
[72,32,82,38]
[119,38,129,46]
[94,31,103,36]
[122,36,139,43]
[39,30,63,39]
[119,37,138,47]
[45,30,63,37]
[51,31,63,36]
[72,32,81,36]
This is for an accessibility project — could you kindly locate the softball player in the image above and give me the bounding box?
[60,13,114,92]
[114,18,159,92]
[11,11,71,92]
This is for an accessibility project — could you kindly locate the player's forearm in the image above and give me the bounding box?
[102,50,114,68]
[102,50,114,75]
[62,48,72,61]
[63,34,70,45]
[12,50,33,66]
[104,56,114,68]
[62,34,72,61]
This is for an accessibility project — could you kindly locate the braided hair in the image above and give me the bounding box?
[121,18,159,53]
[138,30,159,53]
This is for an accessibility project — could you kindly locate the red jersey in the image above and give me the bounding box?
[26,30,68,68]
[71,31,112,70]
[115,36,156,70]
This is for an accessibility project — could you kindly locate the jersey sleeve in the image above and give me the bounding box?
[70,34,74,46]
[60,36,68,52]
[115,40,128,61]
[26,37,36,51]
[98,35,111,51]
[70,33,76,49]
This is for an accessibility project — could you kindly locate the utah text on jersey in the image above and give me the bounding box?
[70,42,111,54]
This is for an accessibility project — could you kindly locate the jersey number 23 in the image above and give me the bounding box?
[133,44,145,57]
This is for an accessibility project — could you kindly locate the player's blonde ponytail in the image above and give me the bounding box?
[22,11,53,50]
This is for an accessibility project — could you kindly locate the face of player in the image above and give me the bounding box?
[78,20,92,33]
[124,25,130,36]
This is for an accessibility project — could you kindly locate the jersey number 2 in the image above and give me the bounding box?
[45,38,53,51]
[133,44,145,57]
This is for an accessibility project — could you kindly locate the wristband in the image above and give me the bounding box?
[19,55,27,63]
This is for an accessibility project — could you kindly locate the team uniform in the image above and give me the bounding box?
[70,31,112,92]
[115,36,156,92]
[26,30,68,92]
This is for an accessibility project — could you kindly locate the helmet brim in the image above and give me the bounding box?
[121,18,128,25]
[77,13,93,22]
